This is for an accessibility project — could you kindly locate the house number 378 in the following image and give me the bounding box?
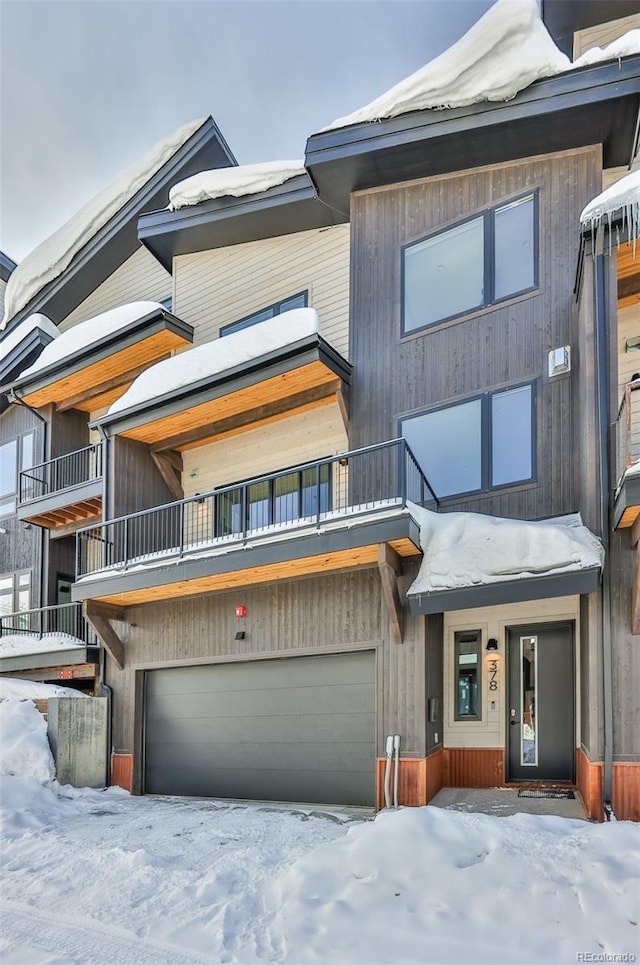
[488,659,499,692]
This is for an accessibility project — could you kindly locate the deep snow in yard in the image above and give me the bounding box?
[1,695,638,965]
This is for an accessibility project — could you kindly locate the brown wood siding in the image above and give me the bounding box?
[612,763,640,822]
[111,752,134,792]
[442,748,506,787]
[426,747,445,802]
[375,757,427,808]
[104,568,428,770]
[576,747,604,821]
[0,404,44,606]
[350,147,601,522]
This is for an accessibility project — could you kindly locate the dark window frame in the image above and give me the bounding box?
[399,381,536,500]
[401,191,539,335]
[454,630,482,721]
[0,430,36,518]
[220,291,309,338]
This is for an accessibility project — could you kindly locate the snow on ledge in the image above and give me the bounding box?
[169,160,306,211]
[0,313,58,364]
[408,507,603,596]
[572,29,640,68]
[321,0,569,131]
[0,677,89,701]
[580,168,640,242]
[107,307,322,416]
[1,118,207,329]
[0,633,86,660]
[15,301,165,382]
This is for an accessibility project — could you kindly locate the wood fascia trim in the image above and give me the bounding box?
[83,601,126,669]
[151,450,184,500]
[378,542,404,645]
[56,360,157,412]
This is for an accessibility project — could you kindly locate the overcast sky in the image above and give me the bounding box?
[1,0,494,263]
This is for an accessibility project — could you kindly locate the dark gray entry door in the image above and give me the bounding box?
[507,624,574,782]
[144,650,375,806]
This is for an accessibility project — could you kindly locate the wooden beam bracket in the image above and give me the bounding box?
[83,601,126,669]
[151,450,184,500]
[378,542,404,644]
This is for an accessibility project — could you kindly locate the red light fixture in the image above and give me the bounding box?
[235,605,247,618]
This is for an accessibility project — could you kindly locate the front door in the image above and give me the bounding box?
[507,623,574,782]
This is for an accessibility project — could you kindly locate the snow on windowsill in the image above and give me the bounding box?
[169,160,306,211]
[106,307,322,416]
[408,506,603,596]
[16,301,165,382]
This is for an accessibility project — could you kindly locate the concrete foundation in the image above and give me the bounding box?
[47,697,108,788]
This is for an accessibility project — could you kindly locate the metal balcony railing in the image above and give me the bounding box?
[615,378,640,488]
[0,602,97,646]
[19,443,103,505]
[76,439,437,579]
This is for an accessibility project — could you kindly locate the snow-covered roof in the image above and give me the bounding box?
[14,301,165,383]
[106,307,321,416]
[580,168,640,240]
[408,507,603,597]
[169,160,306,211]
[322,0,569,131]
[0,313,58,365]
[321,0,640,133]
[0,633,86,661]
[1,118,207,330]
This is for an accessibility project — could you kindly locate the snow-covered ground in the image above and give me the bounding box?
[1,695,638,964]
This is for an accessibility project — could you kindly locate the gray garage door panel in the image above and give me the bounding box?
[144,651,375,806]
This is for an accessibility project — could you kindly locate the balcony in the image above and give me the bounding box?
[73,439,435,608]
[0,602,98,679]
[18,443,103,532]
[613,377,640,529]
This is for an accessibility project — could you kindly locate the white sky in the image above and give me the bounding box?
[0,0,493,264]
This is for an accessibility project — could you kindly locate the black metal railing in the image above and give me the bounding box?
[76,439,437,578]
[0,602,97,646]
[19,442,103,505]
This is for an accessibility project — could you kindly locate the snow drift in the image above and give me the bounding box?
[169,159,306,211]
[323,0,570,130]
[408,507,603,596]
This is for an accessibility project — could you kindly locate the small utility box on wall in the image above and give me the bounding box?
[47,697,108,788]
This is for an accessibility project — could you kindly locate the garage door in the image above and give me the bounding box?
[144,650,375,806]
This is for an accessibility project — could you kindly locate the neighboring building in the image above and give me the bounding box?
[1,1,638,818]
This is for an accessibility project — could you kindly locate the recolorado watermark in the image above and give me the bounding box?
[576,955,637,963]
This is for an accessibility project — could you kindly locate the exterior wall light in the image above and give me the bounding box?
[486,638,499,651]
[548,345,571,377]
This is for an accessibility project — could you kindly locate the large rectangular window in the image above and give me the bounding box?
[403,192,537,333]
[454,631,481,721]
[220,291,308,338]
[0,432,36,517]
[401,383,534,499]
[0,571,32,626]
[216,464,331,536]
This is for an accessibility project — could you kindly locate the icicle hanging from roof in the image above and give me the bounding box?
[580,169,640,253]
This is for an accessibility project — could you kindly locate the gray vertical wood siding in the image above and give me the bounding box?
[350,147,601,521]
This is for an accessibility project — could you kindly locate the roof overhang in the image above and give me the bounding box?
[408,565,601,615]
[71,509,421,608]
[8,308,194,412]
[613,472,640,529]
[93,333,352,451]
[138,174,347,272]
[0,252,17,283]
[0,326,56,413]
[305,58,640,214]
[5,118,237,330]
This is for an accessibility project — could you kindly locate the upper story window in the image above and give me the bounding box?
[402,192,537,334]
[0,571,31,622]
[401,383,535,499]
[220,291,308,338]
[0,432,35,517]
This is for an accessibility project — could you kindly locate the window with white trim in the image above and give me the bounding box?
[0,432,35,516]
